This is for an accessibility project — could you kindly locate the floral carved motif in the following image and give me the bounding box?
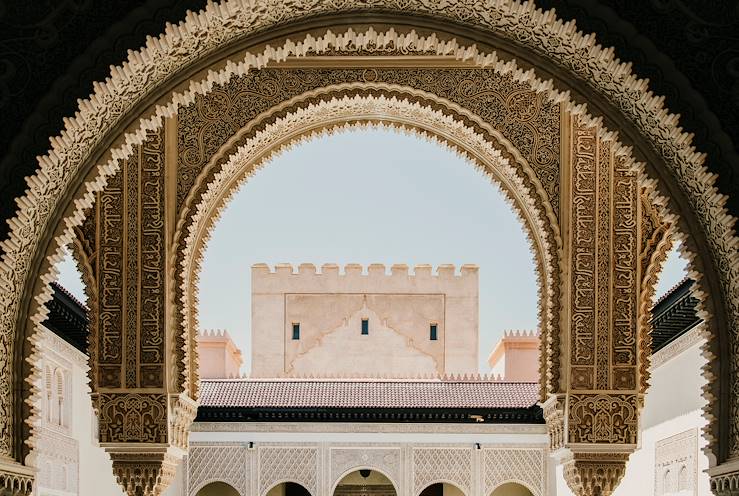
[96,393,167,444]
[330,448,401,491]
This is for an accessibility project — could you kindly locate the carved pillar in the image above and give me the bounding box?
[548,114,643,496]
[88,127,196,496]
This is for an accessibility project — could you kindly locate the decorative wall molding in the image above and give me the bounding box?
[650,325,706,370]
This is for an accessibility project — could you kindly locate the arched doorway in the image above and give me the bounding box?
[490,482,534,496]
[333,469,397,496]
[419,482,466,496]
[266,482,312,496]
[196,481,240,496]
[0,2,736,495]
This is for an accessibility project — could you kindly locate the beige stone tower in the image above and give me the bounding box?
[251,263,479,377]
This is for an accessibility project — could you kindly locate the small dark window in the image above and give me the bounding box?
[361,319,369,335]
[430,324,438,341]
[292,323,300,340]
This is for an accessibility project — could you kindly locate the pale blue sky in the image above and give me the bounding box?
[56,129,688,372]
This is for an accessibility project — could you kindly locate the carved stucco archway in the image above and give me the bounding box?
[175,86,561,401]
[0,3,735,495]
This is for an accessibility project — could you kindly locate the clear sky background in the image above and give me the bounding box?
[56,129,688,372]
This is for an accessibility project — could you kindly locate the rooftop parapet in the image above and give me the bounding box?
[252,263,478,296]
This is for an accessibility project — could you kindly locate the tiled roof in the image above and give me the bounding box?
[199,379,539,409]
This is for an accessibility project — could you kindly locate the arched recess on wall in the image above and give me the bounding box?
[0,1,736,493]
[262,480,312,496]
[331,467,399,496]
[489,481,535,496]
[418,481,467,496]
[175,86,560,397]
[195,481,241,496]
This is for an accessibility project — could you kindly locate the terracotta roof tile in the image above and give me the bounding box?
[199,379,539,409]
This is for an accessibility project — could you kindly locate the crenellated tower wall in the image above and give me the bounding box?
[251,263,479,377]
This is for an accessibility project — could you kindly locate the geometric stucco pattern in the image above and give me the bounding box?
[412,448,472,495]
[187,445,248,496]
[483,448,545,496]
[258,447,318,496]
[0,1,738,493]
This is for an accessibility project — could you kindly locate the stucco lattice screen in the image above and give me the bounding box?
[258,446,318,496]
[188,445,248,496]
[412,448,472,494]
[484,447,545,496]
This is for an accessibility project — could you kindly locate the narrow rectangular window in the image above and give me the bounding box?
[430,323,438,341]
[292,323,300,340]
[361,319,369,335]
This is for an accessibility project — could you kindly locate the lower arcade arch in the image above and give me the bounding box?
[265,482,312,496]
[418,482,466,496]
[0,8,735,496]
[332,468,399,496]
[195,481,241,496]
[489,482,535,496]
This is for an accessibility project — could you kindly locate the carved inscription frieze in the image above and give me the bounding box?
[92,129,166,392]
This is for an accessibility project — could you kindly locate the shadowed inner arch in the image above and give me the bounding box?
[179,93,559,386]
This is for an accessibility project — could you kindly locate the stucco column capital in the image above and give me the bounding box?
[562,451,630,496]
[0,457,33,496]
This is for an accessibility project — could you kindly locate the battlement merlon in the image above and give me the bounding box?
[251,263,478,296]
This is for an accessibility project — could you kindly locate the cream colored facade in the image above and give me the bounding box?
[250,264,479,378]
[487,332,540,382]
[197,330,244,379]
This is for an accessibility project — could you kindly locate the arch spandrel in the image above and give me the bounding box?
[0,4,736,495]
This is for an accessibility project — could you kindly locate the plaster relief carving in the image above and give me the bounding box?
[412,448,472,495]
[655,429,698,496]
[188,445,248,496]
[484,447,545,496]
[259,447,318,496]
[330,448,402,492]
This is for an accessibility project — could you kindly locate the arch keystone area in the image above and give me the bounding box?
[0,4,737,496]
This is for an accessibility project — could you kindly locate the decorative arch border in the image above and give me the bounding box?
[176,86,561,394]
[191,479,244,496]
[261,480,313,496]
[0,0,734,472]
[416,480,468,496]
[329,466,401,496]
[488,480,539,496]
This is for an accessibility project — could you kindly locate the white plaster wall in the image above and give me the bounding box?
[554,329,710,496]
[34,327,124,496]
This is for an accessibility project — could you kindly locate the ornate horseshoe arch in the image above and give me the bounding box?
[173,84,562,403]
[0,4,736,496]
